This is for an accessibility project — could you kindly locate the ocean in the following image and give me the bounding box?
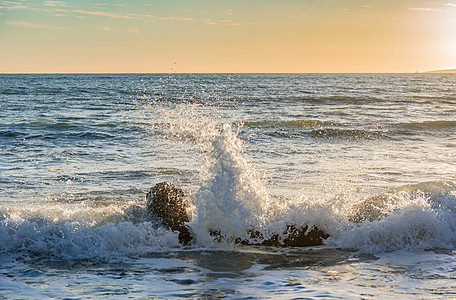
[0,73,455,299]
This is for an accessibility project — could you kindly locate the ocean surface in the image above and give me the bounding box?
[1,73,455,299]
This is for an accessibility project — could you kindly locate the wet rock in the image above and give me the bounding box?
[270,225,329,247]
[146,182,193,245]
[212,225,329,247]
[147,182,329,247]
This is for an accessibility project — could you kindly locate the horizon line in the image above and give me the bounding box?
[0,71,442,75]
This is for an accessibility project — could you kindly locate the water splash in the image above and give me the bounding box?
[190,123,273,244]
[157,103,456,251]
[155,103,273,244]
[2,99,456,259]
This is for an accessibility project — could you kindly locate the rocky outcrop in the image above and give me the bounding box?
[210,225,329,247]
[146,182,193,245]
[147,182,329,247]
[249,225,329,247]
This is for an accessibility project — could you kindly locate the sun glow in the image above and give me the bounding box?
[0,0,455,73]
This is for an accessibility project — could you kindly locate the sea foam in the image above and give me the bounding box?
[155,103,456,251]
[2,100,455,260]
[0,202,180,260]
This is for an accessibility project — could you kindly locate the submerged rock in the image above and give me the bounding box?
[147,182,329,247]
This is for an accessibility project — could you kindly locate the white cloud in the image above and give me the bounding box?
[155,16,195,21]
[44,1,66,7]
[0,1,28,10]
[100,26,140,35]
[201,18,243,26]
[142,15,196,22]
[6,20,66,29]
[410,7,441,11]
[204,19,217,25]
[125,28,140,35]
[101,25,117,32]
[73,9,135,19]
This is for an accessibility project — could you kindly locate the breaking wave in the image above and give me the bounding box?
[0,202,180,260]
[1,104,455,260]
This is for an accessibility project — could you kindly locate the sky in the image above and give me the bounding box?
[1,0,455,73]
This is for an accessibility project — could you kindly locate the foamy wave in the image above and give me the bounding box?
[0,203,180,260]
[5,102,454,259]
[155,103,456,251]
[1,183,455,258]
[328,182,456,252]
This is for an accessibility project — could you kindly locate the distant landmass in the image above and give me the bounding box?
[424,69,456,73]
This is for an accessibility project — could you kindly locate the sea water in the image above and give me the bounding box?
[0,73,455,299]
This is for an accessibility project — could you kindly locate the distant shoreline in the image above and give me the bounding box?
[424,69,456,73]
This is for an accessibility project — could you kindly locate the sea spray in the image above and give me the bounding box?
[190,123,274,245]
[156,103,274,244]
[142,99,456,251]
[155,103,353,246]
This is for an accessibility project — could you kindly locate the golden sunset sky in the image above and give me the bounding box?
[1,0,455,73]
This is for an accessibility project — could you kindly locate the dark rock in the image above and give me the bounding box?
[272,225,329,247]
[147,182,329,247]
[146,182,193,245]
[212,225,328,247]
